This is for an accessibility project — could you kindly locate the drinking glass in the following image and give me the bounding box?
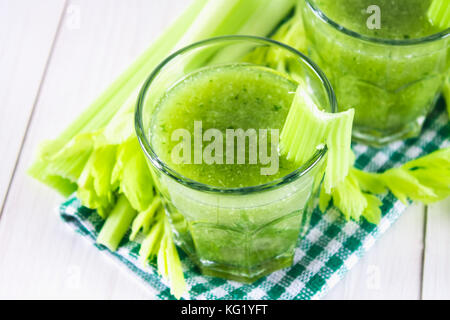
[302,0,449,146]
[135,36,337,282]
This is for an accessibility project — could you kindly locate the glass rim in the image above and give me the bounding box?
[305,0,450,46]
[135,35,336,195]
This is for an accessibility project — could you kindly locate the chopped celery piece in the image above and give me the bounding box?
[157,233,169,279]
[130,197,161,241]
[156,215,186,299]
[324,109,354,192]
[166,234,187,299]
[280,88,329,165]
[428,0,450,29]
[138,211,165,264]
[97,195,137,251]
[280,86,354,192]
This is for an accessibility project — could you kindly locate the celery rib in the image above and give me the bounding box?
[280,87,354,192]
[96,195,137,251]
[130,197,161,241]
[428,0,450,29]
[28,0,209,194]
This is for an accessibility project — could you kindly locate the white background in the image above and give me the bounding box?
[0,0,449,299]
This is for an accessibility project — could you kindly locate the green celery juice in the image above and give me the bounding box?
[151,63,299,188]
[149,63,324,282]
[302,0,449,145]
[313,0,442,40]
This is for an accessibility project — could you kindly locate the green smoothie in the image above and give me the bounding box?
[314,0,442,40]
[151,63,299,188]
[302,0,449,145]
[147,63,325,282]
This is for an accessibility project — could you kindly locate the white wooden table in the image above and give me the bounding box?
[0,0,448,300]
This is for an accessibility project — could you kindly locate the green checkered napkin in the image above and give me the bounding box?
[60,101,449,300]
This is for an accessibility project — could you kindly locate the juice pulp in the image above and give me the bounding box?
[303,0,449,145]
[151,63,298,187]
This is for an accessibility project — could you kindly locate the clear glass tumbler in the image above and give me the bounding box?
[302,0,449,146]
[135,36,336,282]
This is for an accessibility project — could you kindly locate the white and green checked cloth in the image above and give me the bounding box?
[60,100,449,300]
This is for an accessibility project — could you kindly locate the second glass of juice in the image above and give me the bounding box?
[302,0,449,146]
[136,36,336,282]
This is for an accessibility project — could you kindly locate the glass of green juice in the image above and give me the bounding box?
[135,36,336,282]
[302,0,449,146]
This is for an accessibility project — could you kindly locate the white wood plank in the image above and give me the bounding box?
[0,0,189,299]
[0,0,66,211]
[324,203,425,300]
[422,198,450,300]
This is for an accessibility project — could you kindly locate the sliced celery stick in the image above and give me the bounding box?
[96,195,137,251]
[166,236,187,299]
[323,108,354,192]
[280,86,354,192]
[428,0,450,29]
[130,197,161,241]
[138,211,165,264]
[157,234,169,279]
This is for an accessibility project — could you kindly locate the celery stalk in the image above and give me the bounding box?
[29,0,295,196]
[177,0,294,49]
[138,211,165,264]
[97,195,137,251]
[29,0,209,195]
[428,0,450,29]
[166,235,187,299]
[156,215,186,299]
[280,86,354,192]
[130,197,161,241]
